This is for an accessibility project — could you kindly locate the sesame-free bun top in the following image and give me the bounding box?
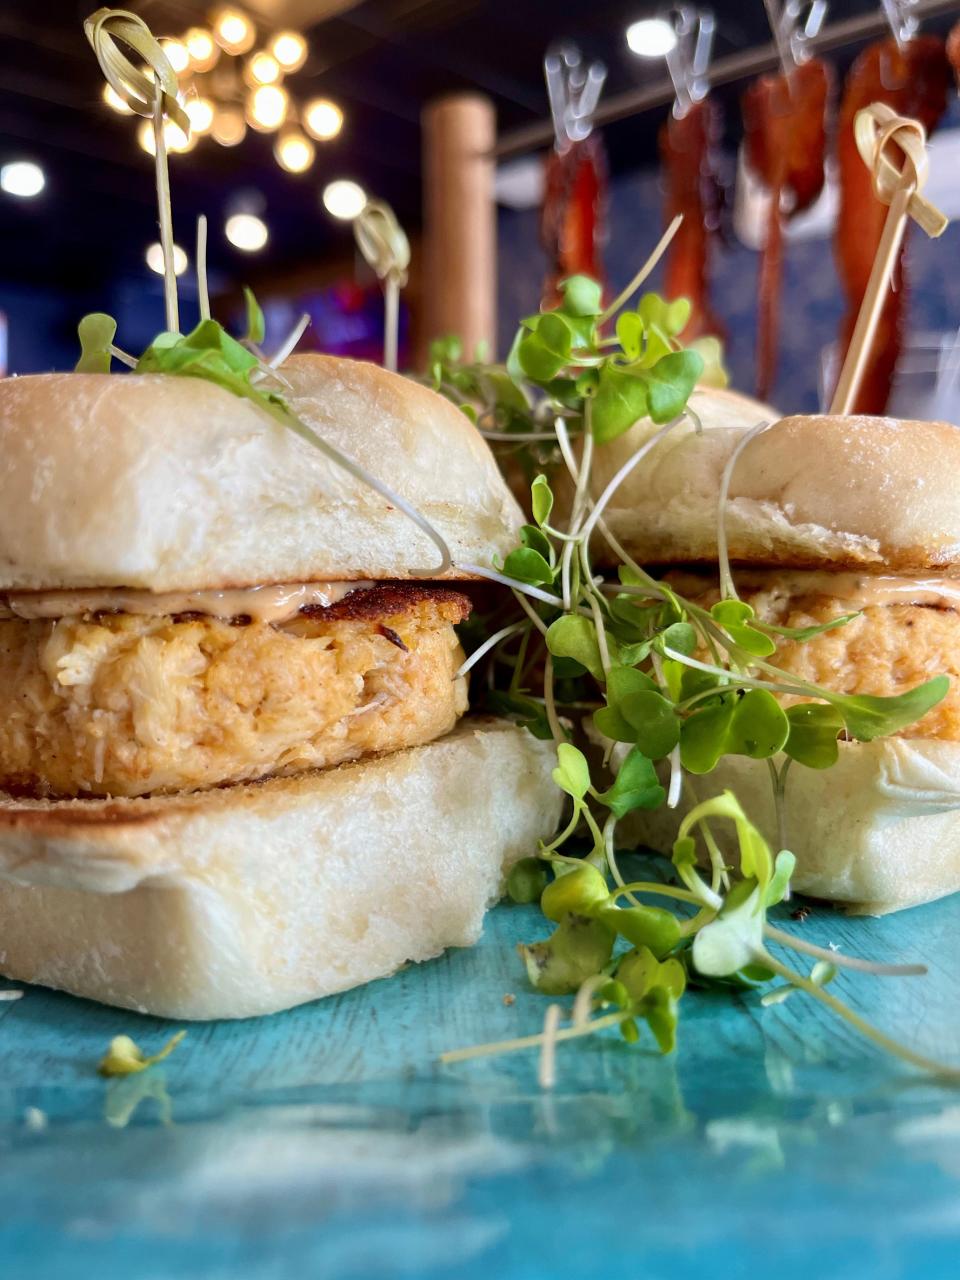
[0,353,524,592]
[594,412,960,572]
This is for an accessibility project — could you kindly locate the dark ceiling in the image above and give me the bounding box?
[1,0,958,299]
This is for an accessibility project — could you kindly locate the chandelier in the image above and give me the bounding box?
[100,6,344,174]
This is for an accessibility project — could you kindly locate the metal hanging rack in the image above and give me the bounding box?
[494,0,959,158]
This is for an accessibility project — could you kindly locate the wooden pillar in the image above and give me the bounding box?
[421,93,496,362]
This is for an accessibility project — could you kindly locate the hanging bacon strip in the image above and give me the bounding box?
[741,57,831,401]
[540,133,608,309]
[659,98,724,341]
[834,36,950,415]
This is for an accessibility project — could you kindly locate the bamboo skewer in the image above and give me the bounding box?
[830,102,948,415]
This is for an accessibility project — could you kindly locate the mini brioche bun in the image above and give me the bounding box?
[0,718,562,1019]
[0,353,523,593]
[591,411,960,572]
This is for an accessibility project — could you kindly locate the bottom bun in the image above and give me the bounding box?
[624,738,960,915]
[0,718,562,1019]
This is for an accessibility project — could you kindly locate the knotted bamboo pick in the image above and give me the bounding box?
[353,200,411,373]
[830,101,948,414]
[84,9,190,335]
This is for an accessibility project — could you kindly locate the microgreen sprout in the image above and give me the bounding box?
[435,227,954,1084]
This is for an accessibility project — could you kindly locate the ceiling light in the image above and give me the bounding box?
[625,17,678,57]
[185,97,215,135]
[275,129,314,173]
[214,8,256,56]
[146,242,188,276]
[247,84,288,131]
[247,51,281,85]
[270,31,307,72]
[322,179,367,221]
[303,98,343,141]
[159,38,190,76]
[0,161,45,198]
[185,28,219,72]
[137,118,195,156]
[225,212,268,251]
[211,106,247,147]
[102,83,132,114]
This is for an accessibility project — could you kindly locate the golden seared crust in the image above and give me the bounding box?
[671,570,960,740]
[0,592,469,799]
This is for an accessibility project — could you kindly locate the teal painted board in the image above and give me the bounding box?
[1,867,960,1280]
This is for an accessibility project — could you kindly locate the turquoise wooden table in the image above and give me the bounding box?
[2,861,959,1280]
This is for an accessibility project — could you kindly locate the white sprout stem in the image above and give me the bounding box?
[538,1004,562,1089]
[454,621,528,679]
[384,274,400,373]
[666,744,683,809]
[599,214,684,325]
[152,93,178,334]
[270,313,311,368]
[512,587,550,637]
[440,1011,628,1066]
[480,430,563,442]
[196,214,210,321]
[587,592,612,676]
[543,654,565,744]
[108,345,138,369]
[572,975,610,1028]
[717,420,771,601]
[579,416,689,547]
[554,414,581,488]
[758,951,960,1079]
[460,565,564,607]
[604,819,647,910]
[763,925,927,977]
[661,647,817,701]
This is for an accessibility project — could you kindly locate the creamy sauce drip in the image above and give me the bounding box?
[728,571,960,611]
[0,581,374,624]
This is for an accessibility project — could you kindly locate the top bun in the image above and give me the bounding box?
[0,353,523,592]
[591,411,960,572]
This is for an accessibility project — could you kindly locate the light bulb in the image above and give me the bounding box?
[322,179,367,220]
[185,97,215,135]
[0,161,45,198]
[137,118,195,155]
[275,129,314,173]
[247,84,288,131]
[214,8,256,56]
[159,38,190,75]
[146,242,188,276]
[246,51,281,85]
[225,212,268,251]
[270,31,307,72]
[185,27,219,72]
[625,18,678,58]
[211,106,247,147]
[303,98,343,141]
[102,83,133,114]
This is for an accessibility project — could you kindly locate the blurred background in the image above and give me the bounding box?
[2,0,960,413]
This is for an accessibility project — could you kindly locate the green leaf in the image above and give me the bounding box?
[547,615,604,681]
[520,914,615,995]
[644,350,704,423]
[599,905,680,958]
[692,881,765,978]
[595,747,665,818]
[76,312,118,373]
[759,612,860,641]
[519,523,553,561]
[502,546,555,587]
[679,697,735,774]
[638,292,690,338]
[616,946,661,1000]
[98,1030,186,1078]
[616,311,643,360]
[723,623,778,657]
[655,621,698,656]
[591,364,649,444]
[726,689,790,759]
[784,703,844,769]
[558,274,603,317]
[531,475,554,527]
[607,664,658,700]
[541,862,610,921]
[551,743,591,801]
[620,690,681,759]
[593,704,636,744]
[242,286,266,345]
[711,599,755,625]
[766,850,796,905]
[828,677,949,742]
[640,985,679,1054]
[517,312,572,381]
[678,792,774,894]
[486,691,553,741]
[506,857,549,904]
